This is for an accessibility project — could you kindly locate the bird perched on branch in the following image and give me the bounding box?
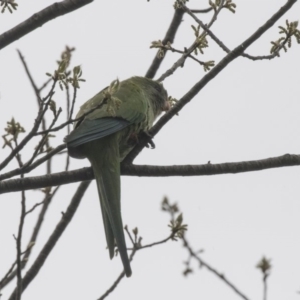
[65,76,169,277]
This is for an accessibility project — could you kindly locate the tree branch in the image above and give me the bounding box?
[126,0,298,162]
[7,181,91,300]
[0,144,67,181]
[183,236,250,300]
[182,3,294,61]
[0,0,94,51]
[0,187,59,289]
[15,188,26,300]
[145,8,184,79]
[1,153,300,194]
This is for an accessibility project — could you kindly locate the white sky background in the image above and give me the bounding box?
[0,0,300,299]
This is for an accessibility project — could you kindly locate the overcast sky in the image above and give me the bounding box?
[1,1,300,300]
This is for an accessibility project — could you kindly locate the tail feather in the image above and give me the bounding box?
[83,136,132,277]
[95,176,115,259]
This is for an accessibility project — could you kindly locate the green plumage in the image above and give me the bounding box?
[65,77,169,277]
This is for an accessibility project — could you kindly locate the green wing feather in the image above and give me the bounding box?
[76,79,148,125]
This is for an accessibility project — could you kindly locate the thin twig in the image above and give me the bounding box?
[15,188,26,300]
[23,108,62,169]
[0,80,57,171]
[0,144,66,181]
[7,181,91,300]
[0,188,59,289]
[207,0,225,28]
[263,275,268,300]
[98,271,126,300]
[124,226,135,245]
[0,261,17,288]
[99,229,178,299]
[38,78,52,92]
[0,244,34,290]
[25,200,45,215]
[160,44,210,66]
[68,85,77,121]
[191,7,213,13]
[183,236,250,300]
[137,234,173,250]
[17,50,42,102]
[145,8,185,79]
[35,93,109,136]
[183,3,293,61]
[154,1,226,82]
[17,49,54,175]
[98,249,137,300]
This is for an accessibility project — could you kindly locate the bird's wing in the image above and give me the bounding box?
[65,78,151,158]
[65,117,130,148]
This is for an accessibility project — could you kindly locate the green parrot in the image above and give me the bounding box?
[65,76,169,277]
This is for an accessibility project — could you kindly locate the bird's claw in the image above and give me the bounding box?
[146,139,155,149]
[142,131,155,149]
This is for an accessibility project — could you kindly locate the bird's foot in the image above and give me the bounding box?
[127,131,156,149]
[142,131,155,149]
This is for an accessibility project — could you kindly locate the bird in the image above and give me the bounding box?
[65,76,169,277]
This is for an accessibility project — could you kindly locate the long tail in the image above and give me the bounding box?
[83,136,132,277]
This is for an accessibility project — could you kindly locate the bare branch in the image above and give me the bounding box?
[137,234,174,250]
[1,153,300,194]
[0,0,94,51]
[145,8,184,79]
[35,94,109,136]
[126,0,298,161]
[191,7,213,14]
[177,6,229,51]
[0,243,34,290]
[15,188,26,300]
[0,144,66,181]
[183,236,250,300]
[183,2,297,61]
[98,249,137,300]
[17,49,51,156]
[0,80,57,172]
[0,188,59,289]
[0,261,17,289]
[7,181,91,300]
[25,200,45,215]
[17,50,41,102]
